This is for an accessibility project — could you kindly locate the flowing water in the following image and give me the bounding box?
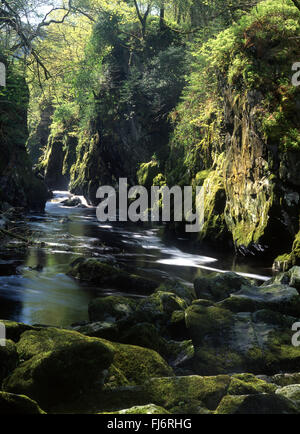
[0,191,273,327]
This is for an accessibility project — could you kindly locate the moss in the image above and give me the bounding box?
[274,230,300,271]
[0,340,19,384]
[216,393,298,414]
[137,160,160,190]
[185,304,234,346]
[68,258,158,294]
[4,330,114,409]
[0,392,46,415]
[228,374,277,395]
[88,296,138,323]
[145,375,230,413]
[1,321,36,343]
[100,404,170,414]
[109,341,174,385]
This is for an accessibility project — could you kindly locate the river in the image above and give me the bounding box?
[0,191,273,327]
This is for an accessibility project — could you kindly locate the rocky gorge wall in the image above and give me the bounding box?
[163,2,300,266]
[0,61,48,212]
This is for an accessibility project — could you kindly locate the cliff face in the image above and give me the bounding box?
[166,2,300,262]
[0,62,48,211]
[67,20,186,204]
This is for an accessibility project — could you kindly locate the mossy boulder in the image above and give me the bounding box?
[0,391,45,414]
[118,323,162,353]
[71,321,119,341]
[68,258,158,295]
[1,321,37,343]
[271,373,300,387]
[100,404,170,414]
[0,340,19,384]
[88,296,138,323]
[274,232,300,272]
[216,394,298,414]
[228,374,277,395]
[194,272,251,302]
[221,284,300,317]
[157,282,196,305]
[144,375,230,413]
[276,385,300,410]
[185,303,234,347]
[137,161,160,190]
[186,301,300,375]
[109,341,174,385]
[3,328,114,409]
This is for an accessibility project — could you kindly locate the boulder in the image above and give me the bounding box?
[185,302,300,375]
[0,340,19,384]
[194,272,251,302]
[100,404,170,414]
[216,394,298,414]
[4,328,114,409]
[144,375,230,413]
[220,284,300,317]
[227,374,277,395]
[88,296,138,323]
[0,391,45,414]
[276,385,300,410]
[68,258,158,295]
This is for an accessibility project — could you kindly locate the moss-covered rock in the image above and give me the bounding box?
[271,373,300,387]
[109,342,174,385]
[274,232,300,272]
[194,272,251,302]
[0,391,45,414]
[68,258,158,295]
[88,296,138,323]
[100,404,170,414]
[0,340,19,384]
[145,375,230,413]
[1,321,36,343]
[228,374,277,395]
[215,394,298,414]
[186,299,300,375]
[4,328,114,409]
[137,161,160,191]
[276,385,300,410]
[219,284,300,317]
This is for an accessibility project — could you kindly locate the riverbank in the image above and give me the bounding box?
[1,264,300,414]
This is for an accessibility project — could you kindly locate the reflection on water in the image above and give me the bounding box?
[0,191,273,327]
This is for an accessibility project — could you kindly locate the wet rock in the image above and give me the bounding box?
[71,321,119,341]
[276,385,300,410]
[271,373,300,387]
[220,283,300,317]
[61,197,82,207]
[1,321,37,342]
[68,258,158,295]
[4,328,114,409]
[227,374,277,395]
[0,392,45,414]
[144,375,230,413]
[0,340,19,384]
[194,272,251,302]
[215,394,298,414]
[185,301,300,375]
[88,296,138,323]
[99,404,170,414]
